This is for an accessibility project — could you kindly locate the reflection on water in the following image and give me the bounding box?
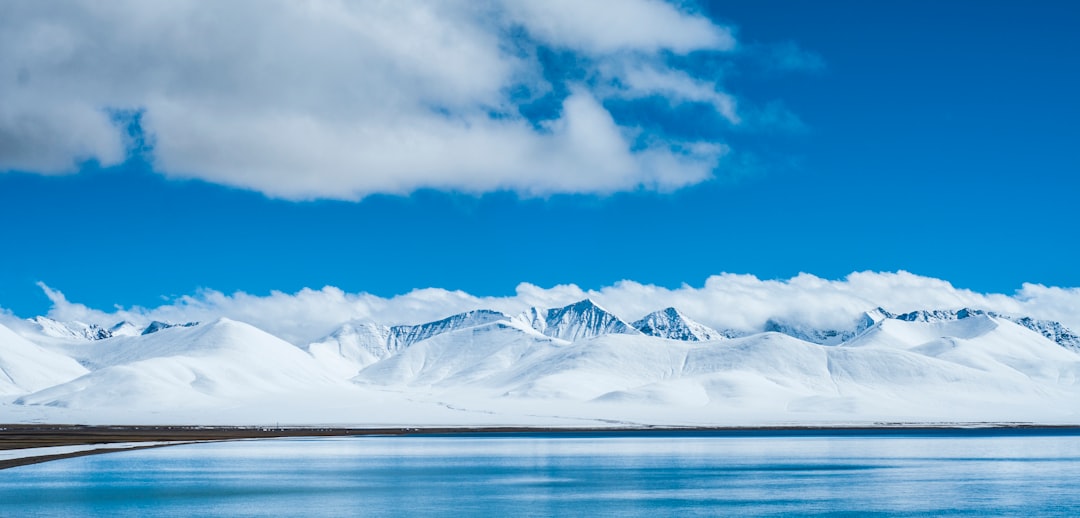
[3,431,1080,517]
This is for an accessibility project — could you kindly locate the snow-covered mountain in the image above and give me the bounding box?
[998,316,1080,351]
[305,309,514,377]
[758,306,1080,351]
[0,323,88,395]
[29,317,199,340]
[305,322,396,378]
[16,318,341,409]
[3,302,1080,425]
[522,299,641,341]
[30,316,111,341]
[353,318,563,388]
[841,312,1080,388]
[893,308,985,322]
[759,307,898,346]
[392,309,509,348]
[762,319,857,346]
[353,317,1080,422]
[141,320,199,335]
[632,307,727,341]
[878,307,1080,351]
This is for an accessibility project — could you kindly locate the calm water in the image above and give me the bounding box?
[3,431,1080,517]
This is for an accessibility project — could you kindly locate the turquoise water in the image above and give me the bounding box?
[3,431,1080,517]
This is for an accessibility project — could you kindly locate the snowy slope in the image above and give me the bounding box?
[842,314,1080,385]
[993,315,1080,351]
[0,323,88,395]
[354,319,566,388]
[352,326,1080,423]
[760,306,1080,354]
[563,332,1058,412]
[305,322,395,378]
[351,313,1079,411]
[632,307,726,341]
[17,318,342,408]
[848,307,1080,352]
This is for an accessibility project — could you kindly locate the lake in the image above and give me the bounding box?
[3,430,1080,516]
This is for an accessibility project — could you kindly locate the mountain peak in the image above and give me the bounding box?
[660,307,683,318]
[534,299,640,341]
[863,307,895,323]
[894,308,987,323]
[389,309,509,349]
[567,298,603,311]
[141,320,199,335]
[632,307,723,341]
[108,321,141,338]
[29,316,111,341]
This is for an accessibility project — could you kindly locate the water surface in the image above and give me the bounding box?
[3,431,1079,516]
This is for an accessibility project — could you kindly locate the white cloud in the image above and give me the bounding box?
[31,272,1080,345]
[0,0,740,200]
[601,63,740,123]
[503,0,734,54]
[0,101,127,173]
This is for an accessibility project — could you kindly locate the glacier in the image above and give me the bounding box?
[1,300,1079,427]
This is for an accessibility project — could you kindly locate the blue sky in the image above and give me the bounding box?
[1,1,1078,318]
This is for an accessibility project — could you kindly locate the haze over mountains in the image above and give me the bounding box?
[2,298,1079,426]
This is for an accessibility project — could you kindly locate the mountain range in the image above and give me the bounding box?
[2,299,1078,426]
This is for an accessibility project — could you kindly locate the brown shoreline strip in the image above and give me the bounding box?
[3,423,1079,471]
[0,442,193,471]
[0,425,411,450]
[4,423,1080,450]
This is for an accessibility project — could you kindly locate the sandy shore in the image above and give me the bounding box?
[4,423,1079,470]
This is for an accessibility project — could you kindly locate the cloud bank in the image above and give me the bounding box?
[27,272,1080,345]
[0,0,762,200]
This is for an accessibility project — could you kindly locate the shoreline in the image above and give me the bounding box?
[4,423,1080,471]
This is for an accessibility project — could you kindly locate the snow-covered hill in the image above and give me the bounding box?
[843,313,1080,384]
[871,307,1080,351]
[354,318,565,388]
[16,319,342,409]
[3,301,1079,426]
[0,323,88,395]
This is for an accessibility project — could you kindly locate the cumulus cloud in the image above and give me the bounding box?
[0,0,747,200]
[30,272,1080,345]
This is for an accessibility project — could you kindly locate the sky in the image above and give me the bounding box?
[1,1,1078,323]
